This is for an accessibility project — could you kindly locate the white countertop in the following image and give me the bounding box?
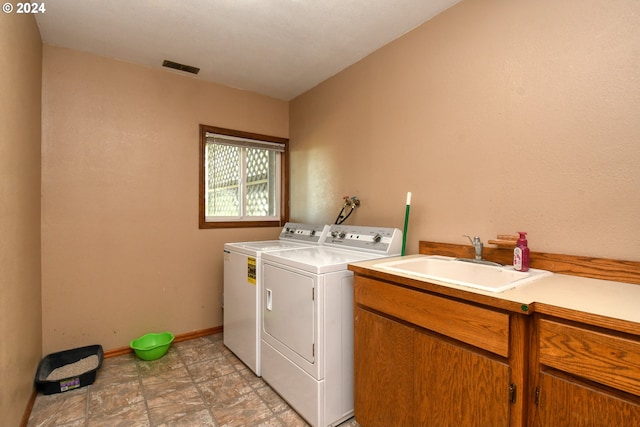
[350,254,640,325]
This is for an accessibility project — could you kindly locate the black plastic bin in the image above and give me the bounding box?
[34,344,103,394]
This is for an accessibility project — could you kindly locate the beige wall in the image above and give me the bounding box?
[0,13,42,426]
[290,0,640,261]
[41,46,288,354]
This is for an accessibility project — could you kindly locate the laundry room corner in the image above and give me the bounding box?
[40,45,289,354]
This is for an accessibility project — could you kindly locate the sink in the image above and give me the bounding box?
[374,255,552,293]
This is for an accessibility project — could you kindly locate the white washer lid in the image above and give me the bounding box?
[262,246,392,274]
[224,240,312,256]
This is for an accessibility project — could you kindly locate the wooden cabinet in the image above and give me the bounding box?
[352,264,640,427]
[352,245,640,426]
[532,316,640,427]
[414,329,511,427]
[354,307,414,427]
[354,275,527,427]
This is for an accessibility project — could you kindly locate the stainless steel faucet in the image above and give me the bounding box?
[463,235,483,260]
[459,235,503,267]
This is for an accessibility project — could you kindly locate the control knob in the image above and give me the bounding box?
[372,233,382,243]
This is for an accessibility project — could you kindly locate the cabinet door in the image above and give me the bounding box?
[415,330,511,427]
[534,371,640,427]
[354,307,414,427]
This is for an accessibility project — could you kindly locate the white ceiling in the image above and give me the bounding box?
[35,0,461,100]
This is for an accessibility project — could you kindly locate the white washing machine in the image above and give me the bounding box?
[223,223,329,376]
[260,224,403,427]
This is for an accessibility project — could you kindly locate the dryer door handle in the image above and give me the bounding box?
[266,288,273,311]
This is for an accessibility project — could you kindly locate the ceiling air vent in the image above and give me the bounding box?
[162,60,200,75]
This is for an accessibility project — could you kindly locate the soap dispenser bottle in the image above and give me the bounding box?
[513,232,530,272]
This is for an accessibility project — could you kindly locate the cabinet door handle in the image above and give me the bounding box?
[509,383,517,404]
[266,288,272,311]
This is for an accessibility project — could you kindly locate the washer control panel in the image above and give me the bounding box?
[324,224,402,255]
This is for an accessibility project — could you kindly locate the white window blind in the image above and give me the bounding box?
[207,133,286,152]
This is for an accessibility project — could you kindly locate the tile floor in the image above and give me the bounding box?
[27,333,361,427]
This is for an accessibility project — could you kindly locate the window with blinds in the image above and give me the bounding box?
[199,125,289,228]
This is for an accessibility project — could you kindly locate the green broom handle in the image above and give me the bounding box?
[401,192,411,256]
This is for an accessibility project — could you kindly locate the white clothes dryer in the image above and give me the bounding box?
[223,223,329,376]
[260,224,402,427]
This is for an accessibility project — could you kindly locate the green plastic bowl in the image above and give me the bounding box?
[130,332,174,361]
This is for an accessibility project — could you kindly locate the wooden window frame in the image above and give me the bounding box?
[199,124,289,229]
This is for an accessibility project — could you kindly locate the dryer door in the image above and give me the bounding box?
[263,262,316,364]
